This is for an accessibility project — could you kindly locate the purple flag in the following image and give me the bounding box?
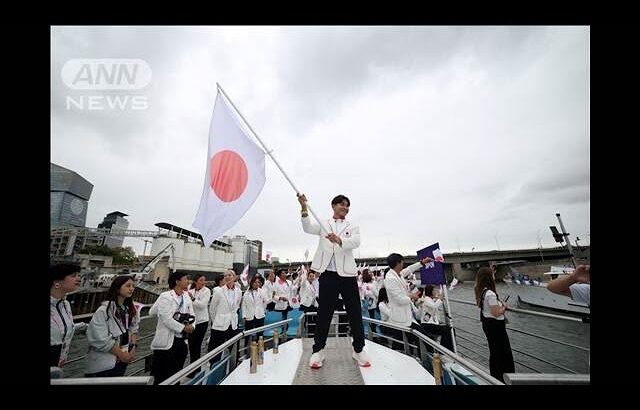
[418,242,446,285]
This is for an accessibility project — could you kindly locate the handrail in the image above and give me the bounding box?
[447,297,584,322]
[64,314,156,364]
[51,376,153,385]
[503,373,590,385]
[410,327,504,385]
[453,311,590,351]
[453,326,578,374]
[360,317,503,385]
[160,318,293,385]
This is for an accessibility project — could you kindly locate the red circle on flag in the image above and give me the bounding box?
[210,150,248,202]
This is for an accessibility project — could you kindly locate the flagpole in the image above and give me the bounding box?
[216,83,329,235]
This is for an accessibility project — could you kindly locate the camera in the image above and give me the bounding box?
[173,312,196,325]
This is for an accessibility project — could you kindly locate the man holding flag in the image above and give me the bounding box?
[193,85,369,370]
[297,193,370,369]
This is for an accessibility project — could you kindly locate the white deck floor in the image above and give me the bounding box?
[358,340,435,385]
[221,339,304,385]
[221,338,435,385]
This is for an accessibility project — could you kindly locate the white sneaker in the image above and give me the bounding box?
[352,349,371,367]
[309,350,325,369]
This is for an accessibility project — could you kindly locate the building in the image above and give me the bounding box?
[50,163,93,228]
[222,235,262,271]
[50,163,95,256]
[98,211,130,248]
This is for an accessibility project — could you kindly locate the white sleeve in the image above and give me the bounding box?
[384,277,411,306]
[156,296,186,334]
[400,262,423,278]
[486,291,500,307]
[378,302,391,319]
[86,307,116,352]
[569,283,590,305]
[209,289,220,320]
[301,216,321,235]
[188,297,195,316]
[193,287,211,310]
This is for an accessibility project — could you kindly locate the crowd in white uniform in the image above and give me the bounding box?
[50,261,450,383]
[146,261,450,383]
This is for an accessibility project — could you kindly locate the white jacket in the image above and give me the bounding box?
[188,286,211,325]
[242,288,268,320]
[384,262,423,327]
[301,216,360,277]
[263,280,276,304]
[50,296,84,365]
[302,216,360,277]
[209,285,242,331]
[273,279,292,311]
[149,290,194,351]
[299,279,319,308]
[86,301,140,374]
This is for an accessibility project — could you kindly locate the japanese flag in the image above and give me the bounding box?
[194,89,266,247]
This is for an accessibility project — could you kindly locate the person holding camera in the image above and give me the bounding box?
[149,271,195,384]
[208,269,242,364]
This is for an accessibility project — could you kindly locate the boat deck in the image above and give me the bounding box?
[221,337,435,385]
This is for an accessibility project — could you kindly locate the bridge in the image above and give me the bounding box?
[258,246,589,282]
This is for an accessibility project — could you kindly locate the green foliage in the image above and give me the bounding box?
[113,247,137,265]
[81,245,137,265]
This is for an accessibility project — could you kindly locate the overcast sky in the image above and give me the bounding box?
[51,26,590,261]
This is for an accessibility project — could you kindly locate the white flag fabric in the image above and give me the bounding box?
[193,90,266,247]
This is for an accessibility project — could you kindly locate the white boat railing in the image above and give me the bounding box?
[57,307,587,385]
[161,318,293,385]
[51,376,153,385]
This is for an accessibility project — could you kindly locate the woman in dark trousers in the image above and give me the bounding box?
[186,273,211,378]
[474,267,514,383]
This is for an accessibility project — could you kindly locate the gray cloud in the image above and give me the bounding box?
[51,26,590,259]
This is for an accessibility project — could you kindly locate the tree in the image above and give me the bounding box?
[81,245,114,256]
[113,247,137,265]
[80,245,137,265]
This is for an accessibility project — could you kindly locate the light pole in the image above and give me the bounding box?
[142,239,152,256]
[536,230,544,262]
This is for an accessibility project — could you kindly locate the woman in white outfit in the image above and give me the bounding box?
[86,275,140,377]
[242,274,269,345]
[273,269,293,321]
[208,270,242,364]
[50,263,85,376]
[417,284,454,352]
[149,271,195,384]
[186,273,211,378]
